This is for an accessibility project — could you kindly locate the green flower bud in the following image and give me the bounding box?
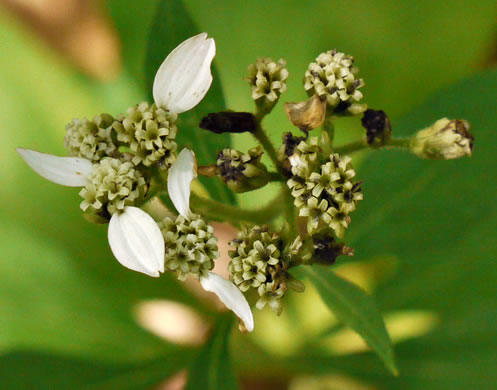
[247,57,289,114]
[158,213,218,281]
[410,118,474,160]
[79,158,147,217]
[304,49,366,116]
[217,146,268,193]
[64,114,116,162]
[228,225,306,315]
[113,102,178,168]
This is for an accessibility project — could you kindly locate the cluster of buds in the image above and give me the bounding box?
[304,49,367,116]
[217,146,268,193]
[246,57,289,115]
[286,134,363,238]
[228,225,306,315]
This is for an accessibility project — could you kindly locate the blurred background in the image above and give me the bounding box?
[1,0,496,389]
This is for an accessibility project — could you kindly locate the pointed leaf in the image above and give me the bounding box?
[295,266,397,375]
[186,317,239,390]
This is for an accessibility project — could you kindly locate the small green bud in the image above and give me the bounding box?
[113,102,178,168]
[304,49,366,116]
[410,118,474,160]
[64,114,116,162]
[361,109,392,146]
[79,158,147,217]
[158,213,218,281]
[247,57,289,115]
[217,146,268,193]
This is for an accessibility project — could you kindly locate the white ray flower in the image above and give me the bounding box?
[16,148,165,277]
[153,32,216,114]
[168,149,254,331]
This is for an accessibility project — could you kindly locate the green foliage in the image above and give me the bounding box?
[295,266,397,374]
[144,0,236,205]
[186,317,239,390]
[0,350,193,390]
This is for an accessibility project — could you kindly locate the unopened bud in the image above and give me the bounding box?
[361,109,392,146]
[217,146,268,193]
[410,118,474,160]
[285,94,327,132]
[199,112,257,134]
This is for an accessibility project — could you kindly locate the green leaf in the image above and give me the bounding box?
[186,317,239,390]
[289,68,497,388]
[0,349,194,390]
[296,266,397,375]
[144,0,235,205]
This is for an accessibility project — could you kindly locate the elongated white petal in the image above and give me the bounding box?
[200,272,254,332]
[108,206,165,277]
[167,149,197,217]
[153,33,215,114]
[16,148,92,187]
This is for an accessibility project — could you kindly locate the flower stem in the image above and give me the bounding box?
[253,123,284,175]
[322,116,335,142]
[334,137,411,155]
[190,189,286,226]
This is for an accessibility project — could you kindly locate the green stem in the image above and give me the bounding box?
[253,123,284,175]
[190,189,286,226]
[335,137,411,155]
[267,171,285,182]
[322,116,335,142]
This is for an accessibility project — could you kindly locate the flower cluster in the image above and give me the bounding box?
[17,31,475,333]
[304,49,366,115]
[287,135,363,238]
[17,33,254,332]
[228,225,306,315]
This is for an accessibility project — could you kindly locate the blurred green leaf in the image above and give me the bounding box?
[0,349,193,390]
[104,0,157,94]
[288,68,497,388]
[145,0,235,205]
[186,317,239,390]
[295,266,397,375]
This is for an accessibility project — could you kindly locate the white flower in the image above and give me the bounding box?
[168,149,254,332]
[16,148,165,277]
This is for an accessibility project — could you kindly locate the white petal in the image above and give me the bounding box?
[167,149,197,217]
[16,148,92,187]
[200,272,254,332]
[108,206,165,277]
[153,33,215,114]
